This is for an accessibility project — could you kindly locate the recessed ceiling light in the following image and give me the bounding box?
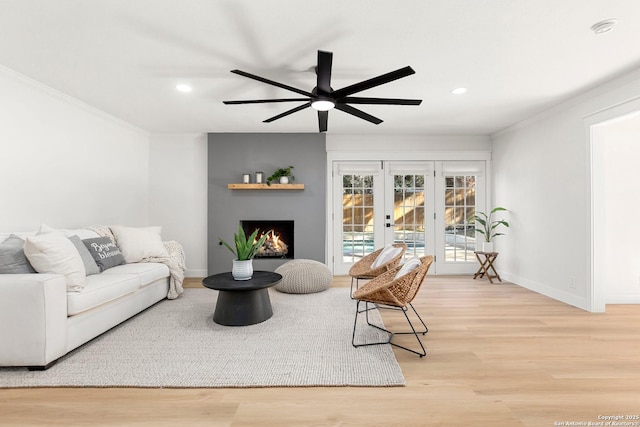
[451,87,467,95]
[176,84,192,93]
[591,19,617,35]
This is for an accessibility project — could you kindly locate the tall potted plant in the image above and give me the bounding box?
[469,207,509,252]
[219,225,271,280]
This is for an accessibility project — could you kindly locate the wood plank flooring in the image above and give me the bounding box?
[1,275,639,426]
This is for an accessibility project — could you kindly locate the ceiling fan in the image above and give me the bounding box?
[223,50,422,132]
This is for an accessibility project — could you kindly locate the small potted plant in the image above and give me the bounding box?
[219,225,271,280]
[266,166,295,185]
[468,207,509,252]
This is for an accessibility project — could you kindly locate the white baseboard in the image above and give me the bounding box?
[185,269,208,278]
[606,293,640,304]
[500,271,590,311]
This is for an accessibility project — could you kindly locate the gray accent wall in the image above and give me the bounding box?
[207,133,326,275]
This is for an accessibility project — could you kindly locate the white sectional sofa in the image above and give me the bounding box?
[0,226,181,370]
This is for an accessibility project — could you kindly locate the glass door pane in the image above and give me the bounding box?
[332,162,384,275]
[391,173,427,260]
[384,162,434,269]
[436,161,486,275]
[341,174,375,263]
[444,175,477,261]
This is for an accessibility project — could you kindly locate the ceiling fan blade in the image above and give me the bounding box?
[231,70,314,97]
[318,110,328,132]
[334,104,383,125]
[263,102,311,123]
[316,50,333,95]
[224,98,309,105]
[331,66,416,98]
[341,97,422,106]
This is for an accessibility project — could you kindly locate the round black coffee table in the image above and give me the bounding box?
[202,271,282,326]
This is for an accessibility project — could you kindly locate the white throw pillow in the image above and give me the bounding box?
[394,256,422,279]
[24,232,87,291]
[110,226,169,263]
[371,244,401,269]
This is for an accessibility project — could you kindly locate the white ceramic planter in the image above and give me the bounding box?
[232,259,253,280]
[481,241,494,253]
[279,176,289,184]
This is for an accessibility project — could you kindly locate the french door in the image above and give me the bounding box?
[332,160,485,275]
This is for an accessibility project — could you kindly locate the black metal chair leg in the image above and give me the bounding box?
[352,301,427,357]
[396,307,427,357]
[352,301,392,348]
[408,303,428,335]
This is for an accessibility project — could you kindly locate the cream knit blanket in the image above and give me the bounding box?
[88,225,185,299]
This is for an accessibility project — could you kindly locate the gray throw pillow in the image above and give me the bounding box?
[82,236,125,272]
[0,234,37,274]
[68,235,100,275]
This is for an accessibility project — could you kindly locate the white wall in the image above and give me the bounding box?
[603,115,640,303]
[492,66,640,311]
[148,133,208,277]
[0,66,150,232]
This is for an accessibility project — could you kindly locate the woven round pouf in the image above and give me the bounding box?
[274,259,332,294]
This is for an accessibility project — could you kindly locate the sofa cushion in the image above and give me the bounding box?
[24,232,86,291]
[68,235,100,275]
[101,262,170,286]
[67,273,141,316]
[110,226,169,263]
[82,237,125,272]
[0,235,36,274]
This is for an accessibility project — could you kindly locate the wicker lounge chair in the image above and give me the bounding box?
[351,255,434,357]
[348,243,406,298]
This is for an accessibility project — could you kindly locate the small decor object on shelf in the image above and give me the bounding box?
[242,173,251,184]
[255,172,264,184]
[266,166,295,186]
[219,225,271,280]
[468,207,509,252]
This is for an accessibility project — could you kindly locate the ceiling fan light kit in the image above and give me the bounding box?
[223,50,422,132]
[311,99,335,111]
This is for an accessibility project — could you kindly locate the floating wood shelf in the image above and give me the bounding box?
[227,183,305,190]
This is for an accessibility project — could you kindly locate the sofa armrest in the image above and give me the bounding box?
[0,274,68,367]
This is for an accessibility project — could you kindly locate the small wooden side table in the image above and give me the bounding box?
[473,251,502,284]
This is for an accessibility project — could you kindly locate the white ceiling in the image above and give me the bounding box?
[2,0,640,135]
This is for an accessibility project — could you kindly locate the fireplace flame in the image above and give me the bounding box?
[256,230,288,257]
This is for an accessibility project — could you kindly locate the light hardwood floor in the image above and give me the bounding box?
[2,275,639,427]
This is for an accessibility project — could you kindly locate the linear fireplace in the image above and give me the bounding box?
[240,220,294,259]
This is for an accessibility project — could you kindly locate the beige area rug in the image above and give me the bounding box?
[0,288,405,388]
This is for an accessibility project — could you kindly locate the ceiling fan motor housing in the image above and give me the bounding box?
[223,50,422,132]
